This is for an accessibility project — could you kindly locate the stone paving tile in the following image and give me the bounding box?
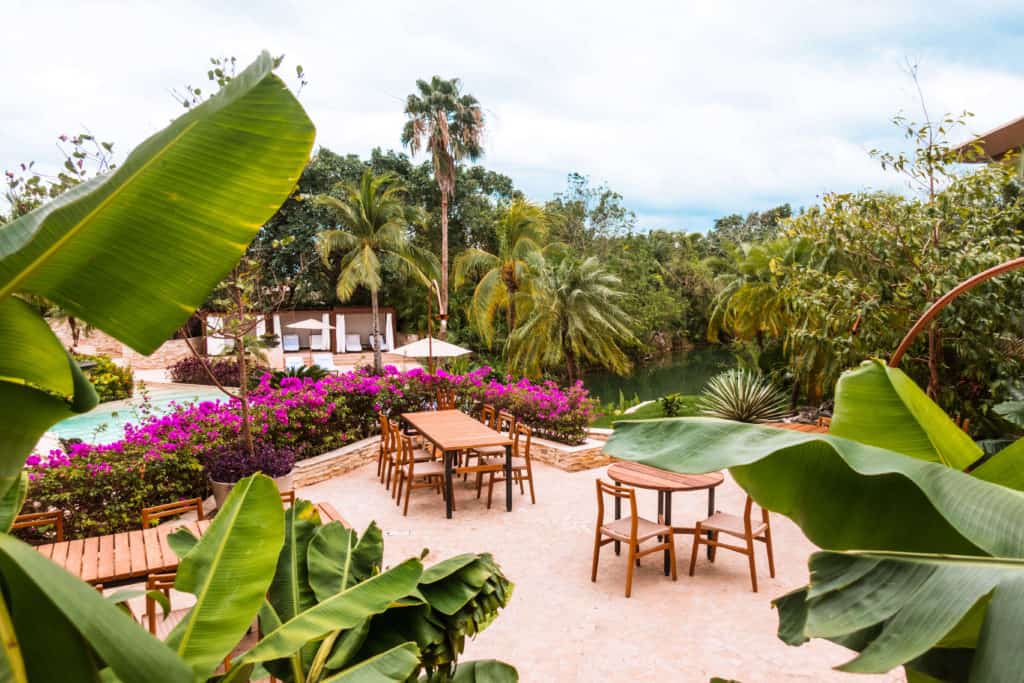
[300,461,904,683]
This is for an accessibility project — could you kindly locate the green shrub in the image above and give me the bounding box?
[75,353,133,403]
[659,392,689,417]
[698,369,789,423]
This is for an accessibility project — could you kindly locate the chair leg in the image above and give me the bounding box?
[709,531,719,562]
[475,471,484,498]
[591,531,602,582]
[526,464,536,504]
[394,473,403,506]
[625,542,636,598]
[402,479,412,517]
[689,523,702,577]
[746,536,758,593]
[518,470,525,495]
[486,472,496,509]
[763,527,776,578]
[668,532,678,581]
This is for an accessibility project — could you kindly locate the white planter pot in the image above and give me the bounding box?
[210,469,295,510]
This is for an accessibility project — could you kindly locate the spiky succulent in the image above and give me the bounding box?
[698,369,789,423]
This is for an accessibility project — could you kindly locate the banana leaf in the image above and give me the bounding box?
[604,417,1024,556]
[307,520,384,601]
[829,360,980,469]
[0,473,27,533]
[0,49,315,479]
[238,558,424,667]
[993,400,1024,428]
[321,642,421,682]
[165,474,285,677]
[775,550,1024,680]
[0,534,192,682]
[446,660,518,682]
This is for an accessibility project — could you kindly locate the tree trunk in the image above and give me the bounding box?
[371,289,382,374]
[565,347,579,383]
[506,284,517,336]
[439,191,449,340]
[237,332,255,457]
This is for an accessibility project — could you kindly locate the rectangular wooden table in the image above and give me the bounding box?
[35,501,348,585]
[402,409,514,519]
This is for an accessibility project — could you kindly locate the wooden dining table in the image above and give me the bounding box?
[606,461,724,574]
[35,501,348,586]
[402,409,514,519]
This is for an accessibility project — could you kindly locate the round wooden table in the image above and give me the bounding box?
[606,461,724,574]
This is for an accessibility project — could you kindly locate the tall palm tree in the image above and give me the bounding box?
[401,76,485,338]
[315,170,438,373]
[453,200,558,346]
[508,255,637,381]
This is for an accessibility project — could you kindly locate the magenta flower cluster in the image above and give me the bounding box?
[19,366,593,539]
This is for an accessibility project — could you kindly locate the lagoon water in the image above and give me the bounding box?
[583,347,734,403]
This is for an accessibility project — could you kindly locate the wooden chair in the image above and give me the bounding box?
[468,409,514,487]
[377,412,390,479]
[383,424,435,494]
[141,498,204,528]
[592,480,676,597]
[12,510,65,542]
[689,495,775,592]
[485,422,536,508]
[280,490,296,507]
[479,404,497,429]
[144,571,180,637]
[394,432,447,516]
[435,387,456,410]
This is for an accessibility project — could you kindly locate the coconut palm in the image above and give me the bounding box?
[453,200,559,346]
[401,75,485,338]
[315,169,438,373]
[508,255,637,381]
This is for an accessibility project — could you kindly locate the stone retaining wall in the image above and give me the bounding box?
[293,436,380,487]
[292,432,611,487]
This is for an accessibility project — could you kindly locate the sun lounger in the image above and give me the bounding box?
[345,334,362,352]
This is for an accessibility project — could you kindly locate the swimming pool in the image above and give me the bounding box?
[48,383,226,444]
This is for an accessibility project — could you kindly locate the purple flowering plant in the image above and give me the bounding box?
[21,365,594,538]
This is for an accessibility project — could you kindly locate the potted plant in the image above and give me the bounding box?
[204,441,295,508]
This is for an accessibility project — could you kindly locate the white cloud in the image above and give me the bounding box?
[4,0,1024,229]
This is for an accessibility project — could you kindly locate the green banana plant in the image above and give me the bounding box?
[604,359,1024,681]
[0,51,315,681]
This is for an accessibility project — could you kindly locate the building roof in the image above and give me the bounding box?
[955,114,1024,163]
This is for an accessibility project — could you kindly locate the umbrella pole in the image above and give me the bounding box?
[427,290,435,375]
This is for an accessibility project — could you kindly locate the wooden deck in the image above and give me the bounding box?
[36,501,349,585]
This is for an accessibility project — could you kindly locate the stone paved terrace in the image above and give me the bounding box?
[299,460,903,683]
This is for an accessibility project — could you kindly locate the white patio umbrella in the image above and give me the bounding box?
[391,337,471,373]
[286,318,334,330]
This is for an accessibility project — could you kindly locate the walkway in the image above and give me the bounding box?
[299,460,902,683]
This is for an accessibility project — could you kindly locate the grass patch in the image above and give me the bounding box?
[590,395,702,428]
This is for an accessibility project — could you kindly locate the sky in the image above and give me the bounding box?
[5,0,1024,231]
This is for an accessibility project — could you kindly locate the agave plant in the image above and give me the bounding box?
[697,369,789,423]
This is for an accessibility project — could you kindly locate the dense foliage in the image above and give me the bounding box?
[168,355,265,387]
[76,353,133,403]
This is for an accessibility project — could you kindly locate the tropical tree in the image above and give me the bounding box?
[453,199,555,346]
[401,76,485,337]
[315,169,438,373]
[508,255,637,381]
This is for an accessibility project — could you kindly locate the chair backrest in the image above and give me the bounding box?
[280,490,296,507]
[141,498,204,528]
[496,410,516,435]
[741,495,768,535]
[12,510,65,542]
[595,480,638,535]
[145,571,178,634]
[378,412,390,439]
[282,334,301,351]
[436,388,456,410]
[394,429,415,469]
[480,404,497,429]
[514,422,532,459]
[284,355,305,370]
[345,334,362,351]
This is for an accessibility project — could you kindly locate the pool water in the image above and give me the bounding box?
[49,384,226,444]
[583,347,735,403]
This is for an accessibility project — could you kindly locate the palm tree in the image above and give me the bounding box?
[315,170,438,373]
[401,76,485,338]
[453,200,558,346]
[508,255,637,381]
